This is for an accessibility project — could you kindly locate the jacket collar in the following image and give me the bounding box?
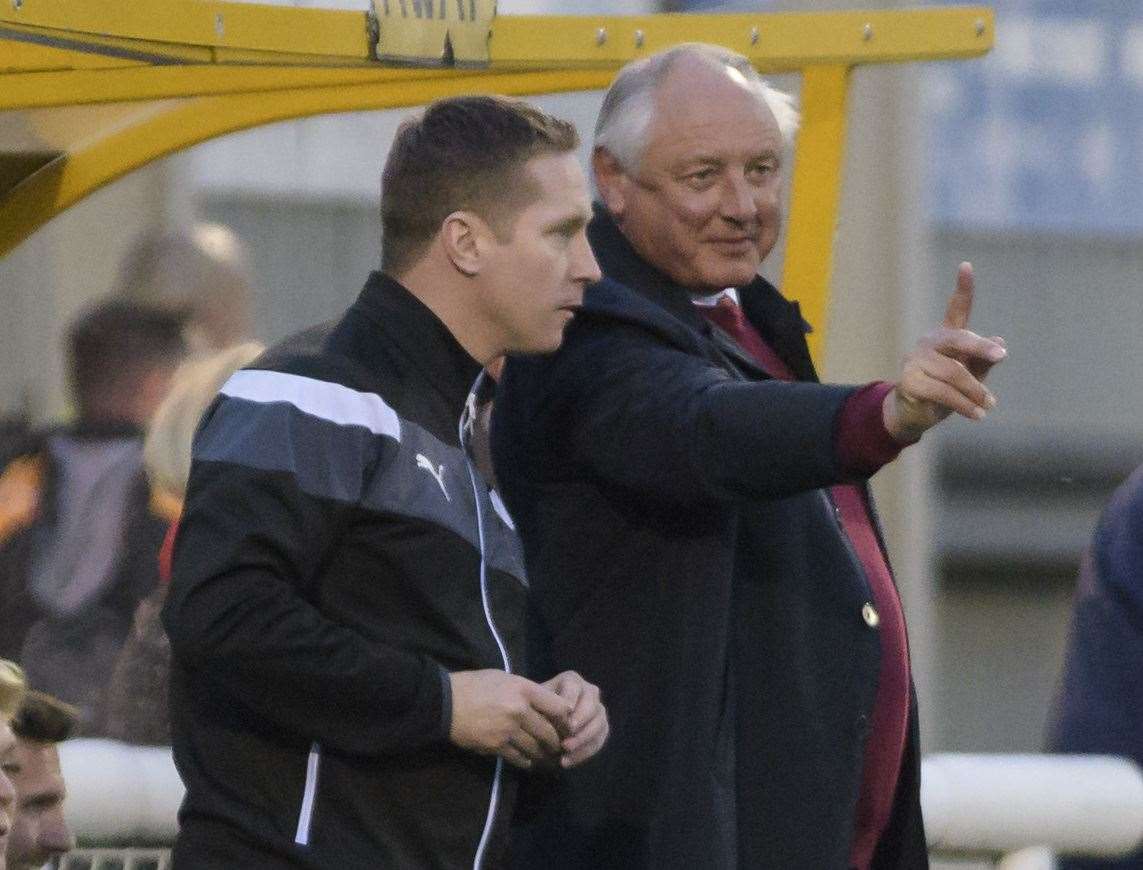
[586,205,818,382]
[350,271,483,413]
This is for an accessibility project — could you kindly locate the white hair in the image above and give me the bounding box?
[594,43,800,173]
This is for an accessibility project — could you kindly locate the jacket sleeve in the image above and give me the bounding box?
[162,376,450,758]
[505,317,860,505]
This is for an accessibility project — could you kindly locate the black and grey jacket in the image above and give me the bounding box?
[163,273,527,870]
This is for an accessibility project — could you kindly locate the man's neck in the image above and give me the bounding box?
[393,261,497,366]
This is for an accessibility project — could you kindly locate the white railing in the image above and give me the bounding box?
[58,741,1143,864]
[58,740,182,843]
[923,753,1143,860]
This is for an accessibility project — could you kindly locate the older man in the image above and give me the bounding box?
[7,691,77,870]
[492,44,1006,869]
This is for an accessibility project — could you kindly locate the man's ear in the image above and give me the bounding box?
[441,210,484,277]
[592,147,630,219]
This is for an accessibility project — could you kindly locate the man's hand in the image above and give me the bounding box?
[448,670,573,770]
[542,671,610,768]
[884,262,1008,443]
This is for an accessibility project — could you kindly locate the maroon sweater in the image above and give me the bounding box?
[700,298,911,869]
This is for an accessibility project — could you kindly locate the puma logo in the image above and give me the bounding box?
[416,453,450,502]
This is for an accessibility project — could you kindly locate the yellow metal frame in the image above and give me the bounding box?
[0,2,994,359]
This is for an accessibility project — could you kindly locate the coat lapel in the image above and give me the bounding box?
[739,280,819,383]
[705,324,773,381]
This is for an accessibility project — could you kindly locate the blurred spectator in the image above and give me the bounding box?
[114,223,257,351]
[1047,464,1143,870]
[98,342,263,745]
[7,691,77,870]
[0,660,27,870]
[0,301,187,731]
[0,419,31,472]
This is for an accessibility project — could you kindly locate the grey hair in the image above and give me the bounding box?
[594,43,800,172]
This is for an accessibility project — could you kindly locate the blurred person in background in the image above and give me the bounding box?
[7,690,77,870]
[0,300,187,731]
[97,342,264,746]
[0,660,28,870]
[493,44,1007,869]
[1047,464,1143,870]
[114,223,258,352]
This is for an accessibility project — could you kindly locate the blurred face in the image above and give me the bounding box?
[7,741,73,870]
[478,152,601,354]
[598,59,784,294]
[0,724,16,870]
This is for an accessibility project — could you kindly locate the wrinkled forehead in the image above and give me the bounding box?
[643,63,780,161]
[521,152,593,212]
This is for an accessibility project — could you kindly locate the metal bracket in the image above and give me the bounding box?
[370,0,494,67]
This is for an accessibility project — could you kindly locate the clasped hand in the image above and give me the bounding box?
[448,669,609,771]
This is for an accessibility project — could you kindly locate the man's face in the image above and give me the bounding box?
[7,740,72,870]
[0,724,17,870]
[479,152,601,355]
[599,60,785,294]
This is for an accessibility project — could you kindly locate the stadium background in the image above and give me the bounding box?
[1,0,1140,856]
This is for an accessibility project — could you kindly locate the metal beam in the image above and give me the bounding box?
[0,68,615,257]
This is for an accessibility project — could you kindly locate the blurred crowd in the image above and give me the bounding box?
[0,222,263,747]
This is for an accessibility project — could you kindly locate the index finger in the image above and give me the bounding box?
[942,261,974,330]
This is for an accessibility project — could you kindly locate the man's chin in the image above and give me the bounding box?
[509,328,570,357]
[700,257,762,290]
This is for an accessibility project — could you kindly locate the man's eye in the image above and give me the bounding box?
[747,163,778,180]
[685,170,716,188]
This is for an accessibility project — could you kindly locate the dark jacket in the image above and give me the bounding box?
[0,422,164,731]
[163,273,528,869]
[491,210,926,869]
[1047,466,1143,870]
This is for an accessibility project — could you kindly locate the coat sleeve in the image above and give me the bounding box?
[162,374,450,758]
[503,317,859,505]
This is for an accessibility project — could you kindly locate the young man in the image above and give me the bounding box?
[492,45,1007,868]
[163,95,606,869]
[7,691,77,870]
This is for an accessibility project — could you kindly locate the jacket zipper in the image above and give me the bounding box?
[294,741,321,846]
[460,372,512,870]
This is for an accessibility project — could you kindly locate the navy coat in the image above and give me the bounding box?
[492,209,926,869]
[1048,466,1143,870]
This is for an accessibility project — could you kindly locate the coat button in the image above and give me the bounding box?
[862,602,880,628]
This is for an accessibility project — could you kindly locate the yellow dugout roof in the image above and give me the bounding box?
[0,1,993,358]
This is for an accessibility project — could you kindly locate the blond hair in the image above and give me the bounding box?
[0,659,26,722]
[116,224,257,351]
[144,342,264,507]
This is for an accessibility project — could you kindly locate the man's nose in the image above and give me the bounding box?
[41,811,76,856]
[0,771,14,808]
[720,174,758,224]
[573,234,602,284]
